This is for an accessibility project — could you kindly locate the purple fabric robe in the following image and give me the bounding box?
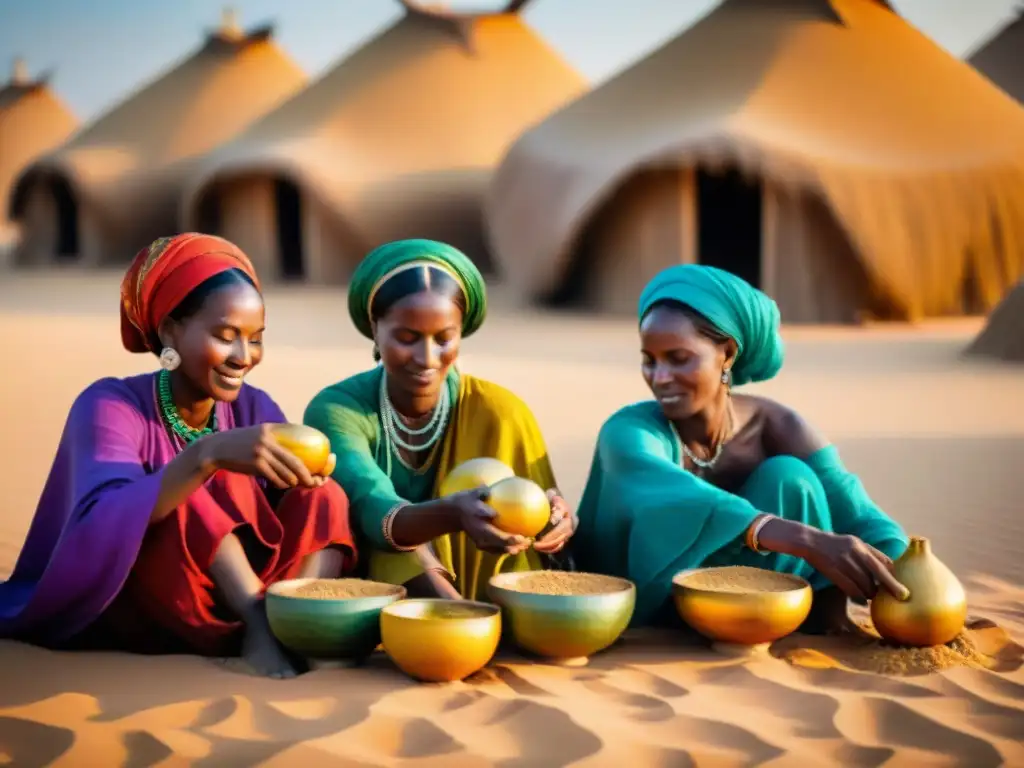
[0,372,286,645]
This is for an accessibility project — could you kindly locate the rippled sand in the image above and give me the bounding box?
[2,271,1023,766]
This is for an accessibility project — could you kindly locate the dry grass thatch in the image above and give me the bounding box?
[9,12,306,266]
[0,59,77,227]
[179,1,586,278]
[486,0,1024,320]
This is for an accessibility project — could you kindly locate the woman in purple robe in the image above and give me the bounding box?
[0,233,357,678]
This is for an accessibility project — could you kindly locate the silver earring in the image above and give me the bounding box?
[159,347,181,371]
[721,369,731,386]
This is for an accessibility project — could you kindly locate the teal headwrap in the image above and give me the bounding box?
[347,239,487,340]
[637,265,784,386]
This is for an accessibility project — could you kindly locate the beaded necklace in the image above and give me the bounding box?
[378,370,449,477]
[157,368,218,444]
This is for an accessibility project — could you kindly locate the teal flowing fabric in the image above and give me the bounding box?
[573,403,909,626]
[575,264,907,626]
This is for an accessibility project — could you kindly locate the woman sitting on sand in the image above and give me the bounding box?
[0,234,356,679]
[572,264,910,630]
[304,239,575,601]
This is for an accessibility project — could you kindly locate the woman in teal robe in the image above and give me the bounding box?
[573,264,910,629]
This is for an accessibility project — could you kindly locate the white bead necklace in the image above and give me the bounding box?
[379,371,450,475]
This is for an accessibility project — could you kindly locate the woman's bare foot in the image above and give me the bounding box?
[241,601,299,679]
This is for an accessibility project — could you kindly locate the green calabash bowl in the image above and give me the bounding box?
[265,578,406,660]
[487,571,636,660]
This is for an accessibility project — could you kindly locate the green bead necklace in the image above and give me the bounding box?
[157,368,218,444]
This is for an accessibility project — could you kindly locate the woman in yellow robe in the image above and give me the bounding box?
[304,239,575,600]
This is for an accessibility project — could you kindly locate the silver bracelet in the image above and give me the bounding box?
[381,502,417,552]
[749,514,774,556]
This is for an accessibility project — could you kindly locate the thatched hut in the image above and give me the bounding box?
[0,59,78,261]
[486,0,1024,322]
[9,10,306,266]
[969,10,1023,105]
[180,0,587,283]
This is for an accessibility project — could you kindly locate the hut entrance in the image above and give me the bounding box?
[50,174,79,261]
[195,187,221,234]
[274,178,304,279]
[696,167,762,288]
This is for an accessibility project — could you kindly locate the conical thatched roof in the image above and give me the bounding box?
[9,10,306,264]
[486,0,1024,320]
[969,10,1024,104]
[181,0,587,272]
[965,281,1024,362]
[1,59,77,226]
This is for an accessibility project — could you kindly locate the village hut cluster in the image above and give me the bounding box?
[3,0,1024,358]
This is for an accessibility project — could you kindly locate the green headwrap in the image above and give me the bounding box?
[637,264,785,386]
[347,239,487,340]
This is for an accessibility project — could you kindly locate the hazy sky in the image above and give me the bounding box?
[0,0,1017,122]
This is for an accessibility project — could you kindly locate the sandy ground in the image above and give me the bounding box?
[1,269,1023,767]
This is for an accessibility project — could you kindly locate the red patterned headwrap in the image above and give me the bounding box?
[119,233,261,354]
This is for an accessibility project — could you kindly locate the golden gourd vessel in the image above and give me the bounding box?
[439,458,550,538]
[672,566,813,647]
[486,476,551,538]
[439,457,515,496]
[871,536,967,647]
[380,599,502,683]
[269,423,335,475]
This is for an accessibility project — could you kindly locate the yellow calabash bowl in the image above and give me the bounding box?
[380,599,502,683]
[270,423,332,475]
[439,457,516,497]
[487,476,551,538]
[672,566,813,646]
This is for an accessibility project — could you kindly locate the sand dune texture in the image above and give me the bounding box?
[2,272,1024,766]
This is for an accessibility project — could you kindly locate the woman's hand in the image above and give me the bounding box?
[306,471,332,488]
[445,487,531,556]
[801,530,909,603]
[533,489,576,554]
[403,570,463,600]
[198,425,320,490]
[306,458,335,488]
[405,545,463,600]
